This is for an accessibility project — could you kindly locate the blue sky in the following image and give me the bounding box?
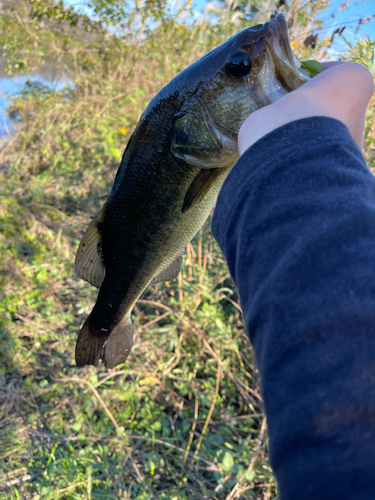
[322,0,375,40]
[192,0,375,40]
[1,0,373,134]
[66,0,375,43]
[67,0,375,49]
[67,0,375,41]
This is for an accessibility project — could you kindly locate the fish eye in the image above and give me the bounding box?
[227,53,252,78]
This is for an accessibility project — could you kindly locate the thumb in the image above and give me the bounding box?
[296,62,374,148]
[238,62,374,154]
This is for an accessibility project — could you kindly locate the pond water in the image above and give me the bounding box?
[0,76,29,135]
[0,57,73,137]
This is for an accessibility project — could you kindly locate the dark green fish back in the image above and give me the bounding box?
[75,14,309,368]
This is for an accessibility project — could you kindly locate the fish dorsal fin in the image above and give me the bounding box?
[75,202,107,288]
[151,250,185,285]
[182,168,222,213]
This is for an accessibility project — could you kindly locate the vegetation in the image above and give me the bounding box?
[0,0,374,498]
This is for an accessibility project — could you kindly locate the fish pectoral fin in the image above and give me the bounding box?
[182,168,222,213]
[151,249,185,285]
[75,201,107,288]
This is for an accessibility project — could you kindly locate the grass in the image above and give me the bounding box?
[0,210,272,498]
[1,2,375,498]
[0,20,274,498]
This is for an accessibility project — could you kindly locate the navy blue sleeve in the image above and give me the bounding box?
[212,116,375,500]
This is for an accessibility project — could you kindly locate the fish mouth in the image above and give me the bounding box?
[275,15,297,68]
[268,13,310,91]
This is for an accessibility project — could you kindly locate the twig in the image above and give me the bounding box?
[186,413,263,424]
[51,375,119,428]
[178,271,183,308]
[126,435,220,471]
[1,473,36,489]
[51,374,156,499]
[58,481,85,493]
[183,392,199,467]
[136,299,172,312]
[83,369,127,394]
[223,295,242,313]
[191,364,222,466]
[198,227,202,268]
[104,33,122,53]
[142,310,172,329]
[0,467,26,481]
[175,313,263,411]
[226,419,267,500]
[203,338,262,406]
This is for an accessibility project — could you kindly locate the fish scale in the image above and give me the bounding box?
[74,14,309,369]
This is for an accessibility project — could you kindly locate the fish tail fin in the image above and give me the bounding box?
[102,317,134,369]
[75,315,134,369]
[75,316,106,367]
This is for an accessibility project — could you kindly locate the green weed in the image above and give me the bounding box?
[1,0,374,498]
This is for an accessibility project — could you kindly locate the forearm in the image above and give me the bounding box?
[212,116,375,499]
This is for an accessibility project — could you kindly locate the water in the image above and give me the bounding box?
[0,57,73,137]
[0,76,31,136]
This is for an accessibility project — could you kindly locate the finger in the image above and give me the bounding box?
[297,63,374,148]
[321,61,347,70]
[238,62,373,154]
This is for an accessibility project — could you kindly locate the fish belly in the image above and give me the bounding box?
[120,165,231,314]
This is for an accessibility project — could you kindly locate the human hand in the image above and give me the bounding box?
[238,61,374,154]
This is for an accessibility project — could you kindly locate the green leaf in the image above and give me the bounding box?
[116,426,125,437]
[72,421,82,432]
[245,469,255,481]
[149,460,156,477]
[88,373,98,385]
[300,60,324,77]
[152,421,162,432]
[222,451,234,471]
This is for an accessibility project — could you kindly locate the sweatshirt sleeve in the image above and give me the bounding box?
[212,116,375,500]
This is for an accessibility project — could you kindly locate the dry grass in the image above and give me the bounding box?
[1,2,374,498]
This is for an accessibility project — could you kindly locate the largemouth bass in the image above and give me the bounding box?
[75,14,309,368]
